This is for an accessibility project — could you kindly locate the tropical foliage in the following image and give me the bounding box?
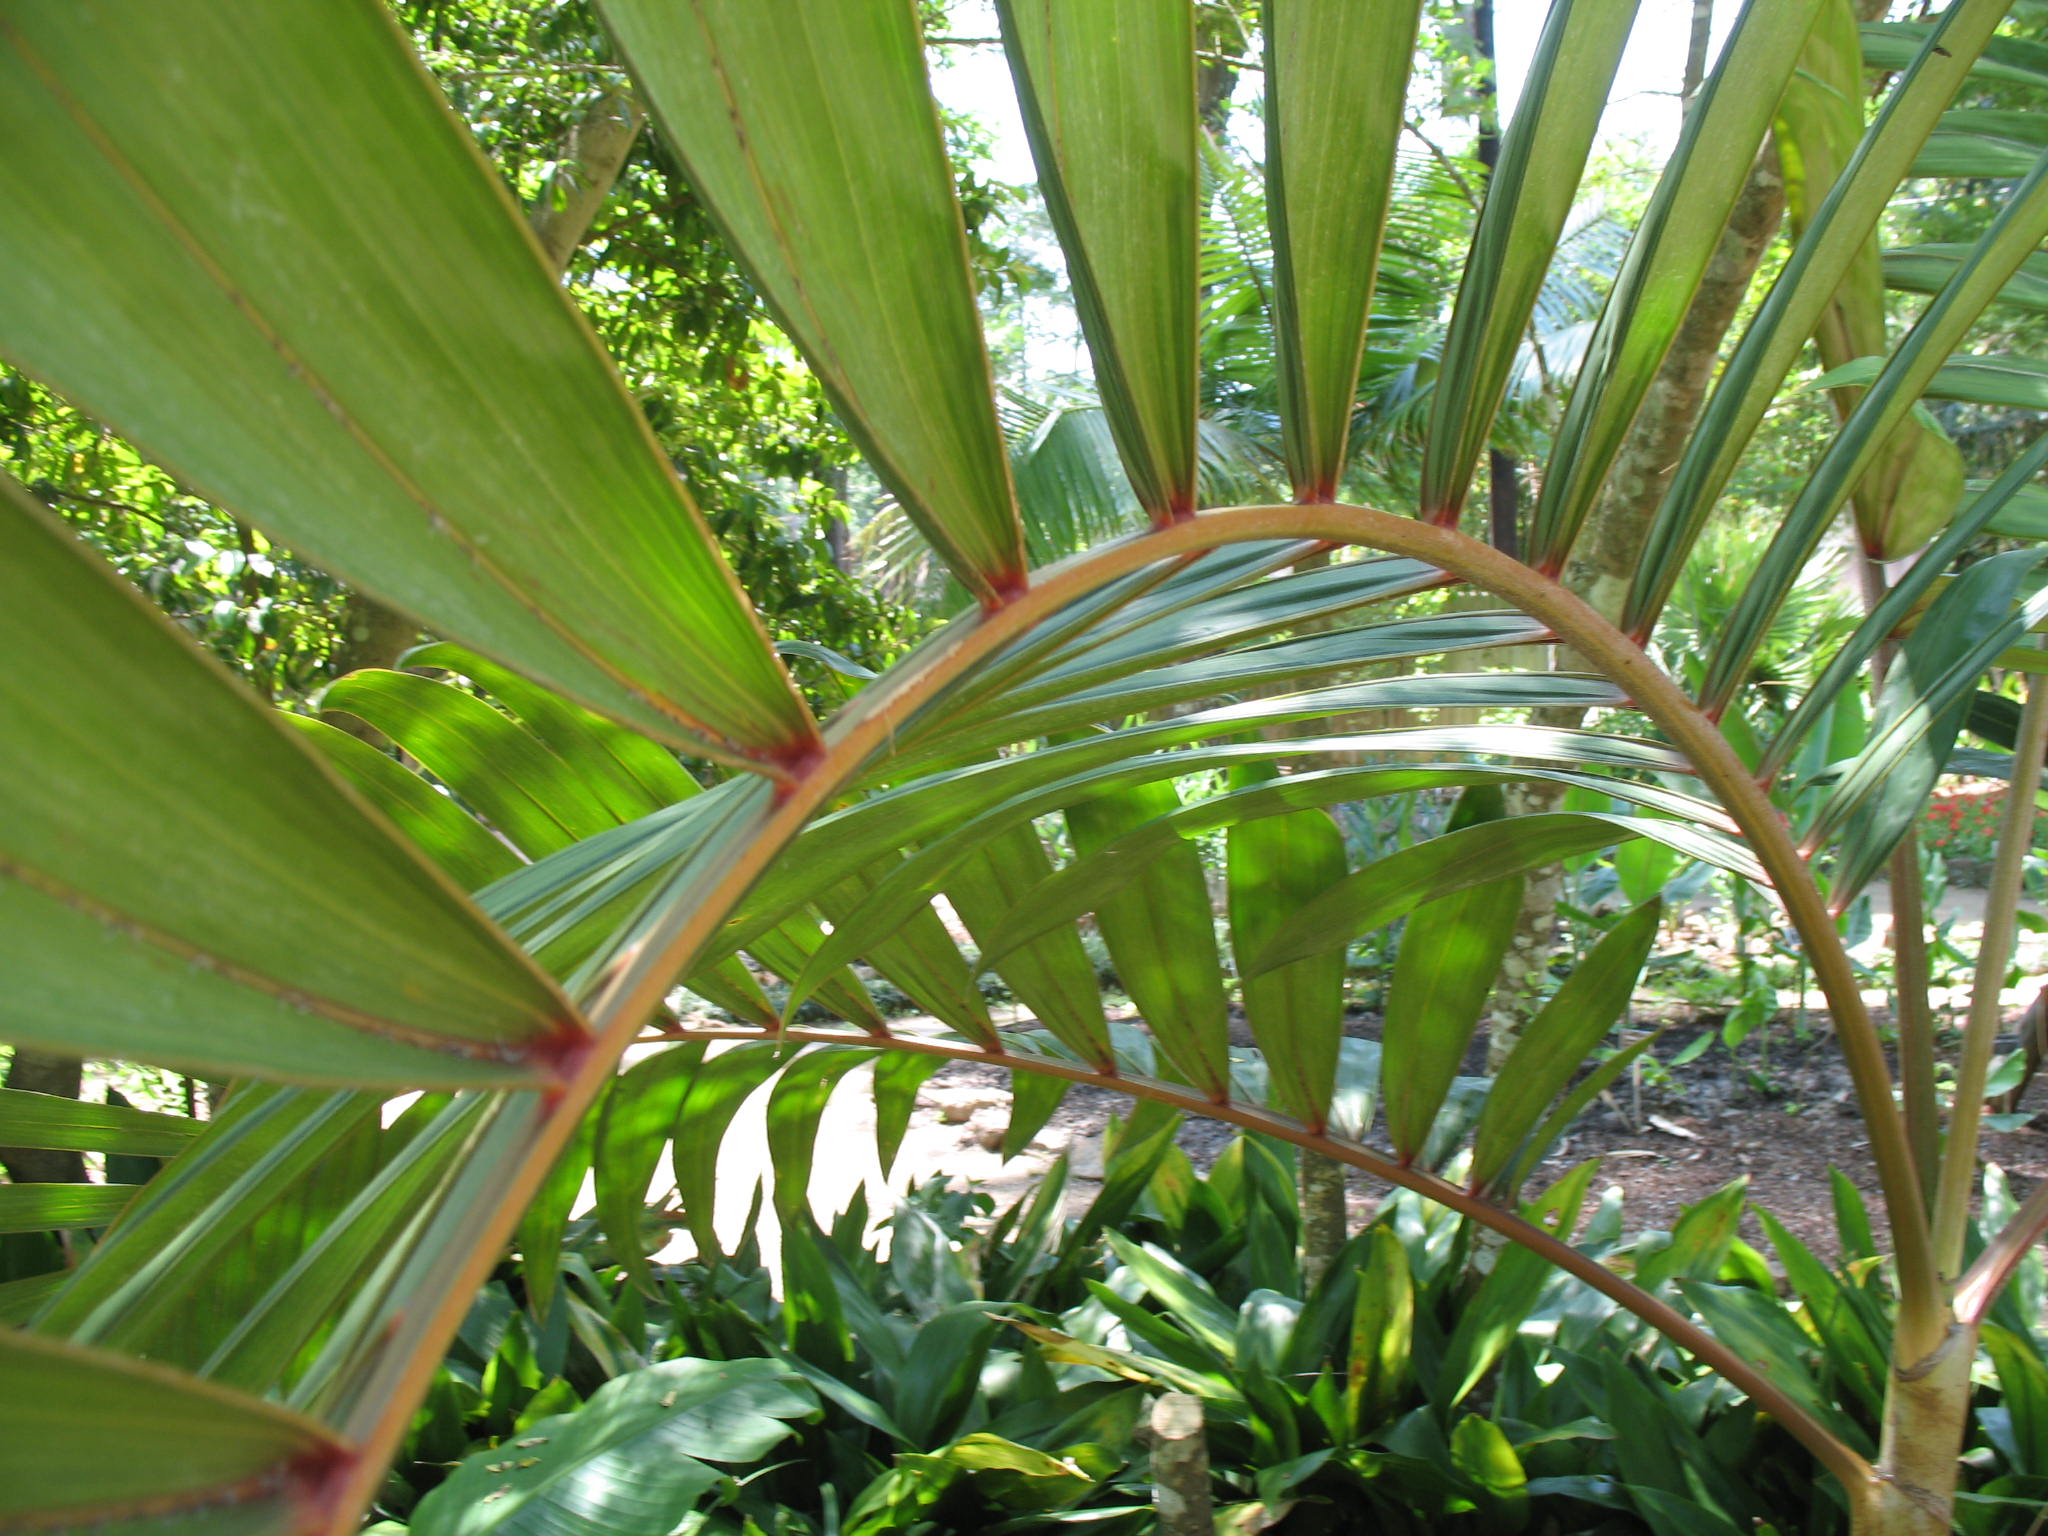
[2,3,2047,1535]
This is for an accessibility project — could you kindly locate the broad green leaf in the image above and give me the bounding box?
[515,1109,598,1327]
[937,611,1557,751]
[1531,0,1828,566]
[284,715,522,895]
[964,756,1723,984]
[1449,1415,1530,1522]
[1438,1162,1599,1407]
[1627,0,2010,635]
[998,0,1198,520]
[1347,1224,1414,1434]
[1470,900,1662,1190]
[0,1327,345,1531]
[599,0,1024,605]
[1862,19,2048,91]
[0,1,811,766]
[1751,1206,1888,1418]
[1227,761,1349,1127]
[596,1045,705,1296]
[765,1048,880,1221]
[1779,1,1962,563]
[1678,1280,1861,1442]
[409,1358,815,1536]
[1067,782,1232,1100]
[1381,869,1523,1164]
[1637,1179,1749,1291]
[1264,0,1423,500]
[1507,1033,1665,1192]
[0,1183,135,1234]
[817,868,997,1045]
[0,1088,198,1159]
[1104,1232,1240,1362]
[670,1044,789,1261]
[872,1053,946,1173]
[1815,352,2048,412]
[0,484,576,1090]
[1420,0,1639,524]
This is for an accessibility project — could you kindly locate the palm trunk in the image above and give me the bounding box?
[1859,1321,1975,1535]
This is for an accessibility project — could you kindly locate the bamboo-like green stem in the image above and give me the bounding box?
[645,1019,1877,1499]
[1933,668,2048,1274]
[1889,836,1941,1201]
[1957,1171,2048,1325]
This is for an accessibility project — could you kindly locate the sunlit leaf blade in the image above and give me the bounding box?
[1861,18,2048,91]
[595,1045,703,1297]
[1226,762,1348,1128]
[205,1096,491,1392]
[1381,839,1523,1164]
[1760,434,2048,782]
[1699,146,2048,714]
[671,1044,788,1260]
[0,1088,199,1159]
[1419,0,1638,525]
[1625,0,2014,638]
[1247,812,1748,980]
[31,1088,384,1361]
[406,642,703,818]
[324,670,616,858]
[599,1,1025,606]
[1814,352,2048,411]
[1817,551,2048,900]
[1347,1224,1413,1433]
[0,482,578,1089]
[1068,782,1232,1100]
[943,826,1114,1071]
[284,717,522,895]
[817,868,998,1045]
[1885,244,2048,313]
[924,610,1556,756]
[0,0,811,767]
[0,1184,134,1233]
[0,1328,346,1532]
[1777,0,1960,563]
[1470,899,1661,1191]
[997,0,1199,521]
[766,1048,879,1220]
[964,753,1723,983]
[1529,0,1828,568]
[409,1358,815,1536]
[1264,0,1422,501]
[1506,1031,1664,1191]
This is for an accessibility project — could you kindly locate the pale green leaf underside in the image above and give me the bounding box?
[0,0,811,767]
[601,0,1027,604]
[0,480,575,1089]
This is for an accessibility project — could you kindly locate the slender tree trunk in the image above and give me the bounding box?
[1148,1394,1214,1536]
[528,87,646,274]
[1486,149,1786,1068]
[1299,1154,1349,1288]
